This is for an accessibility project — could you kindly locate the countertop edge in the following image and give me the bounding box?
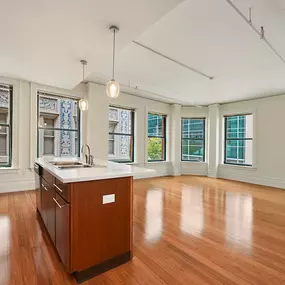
[35,158,155,183]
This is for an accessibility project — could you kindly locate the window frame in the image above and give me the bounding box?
[36,91,81,158]
[224,113,253,167]
[147,113,167,162]
[0,84,13,168]
[108,122,116,156]
[42,118,55,155]
[108,106,135,163]
[181,117,206,162]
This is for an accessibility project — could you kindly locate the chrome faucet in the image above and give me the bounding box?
[81,144,94,165]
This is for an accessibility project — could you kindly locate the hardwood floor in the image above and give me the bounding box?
[1,176,285,284]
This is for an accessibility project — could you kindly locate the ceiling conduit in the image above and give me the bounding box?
[132,41,214,80]
[224,0,285,64]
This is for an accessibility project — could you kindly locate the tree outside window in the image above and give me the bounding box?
[148,113,166,161]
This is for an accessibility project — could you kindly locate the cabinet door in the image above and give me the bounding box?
[42,180,56,245]
[36,178,42,214]
[46,187,56,245]
[54,193,70,271]
[71,177,132,271]
[41,181,49,228]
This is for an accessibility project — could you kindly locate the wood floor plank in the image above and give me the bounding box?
[2,176,285,284]
[0,194,8,214]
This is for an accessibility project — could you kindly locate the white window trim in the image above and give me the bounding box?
[146,110,168,163]
[219,106,257,169]
[30,83,83,169]
[181,116,208,163]
[181,107,209,164]
[0,77,19,170]
[108,107,135,162]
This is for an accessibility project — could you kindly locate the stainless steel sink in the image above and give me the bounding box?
[49,161,106,169]
[49,161,86,169]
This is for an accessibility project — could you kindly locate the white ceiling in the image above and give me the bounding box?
[1,0,285,105]
[0,0,182,88]
[89,0,285,105]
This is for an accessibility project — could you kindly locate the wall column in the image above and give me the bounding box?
[84,83,109,161]
[208,104,220,178]
[170,104,182,176]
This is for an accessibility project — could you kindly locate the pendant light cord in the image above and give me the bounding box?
[82,61,85,97]
[83,62,85,83]
[112,28,116,80]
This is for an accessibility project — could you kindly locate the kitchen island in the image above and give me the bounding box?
[35,158,153,283]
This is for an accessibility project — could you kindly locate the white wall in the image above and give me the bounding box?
[1,75,285,193]
[208,104,220,178]
[218,95,285,189]
[170,104,182,176]
[0,77,82,193]
[180,106,208,176]
[0,78,35,193]
[0,79,175,193]
[181,96,285,189]
[85,83,109,161]
[108,85,174,178]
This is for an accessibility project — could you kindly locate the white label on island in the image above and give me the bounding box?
[103,194,115,204]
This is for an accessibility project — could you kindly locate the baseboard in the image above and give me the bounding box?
[181,162,208,176]
[218,172,285,189]
[2,174,284,193]
[0,180,36,194]
[181,170,208,176]
[133,162,173,179]
[134,172,173,179]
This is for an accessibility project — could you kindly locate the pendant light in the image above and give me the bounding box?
[106,25,120,98]
[79,59,88,111]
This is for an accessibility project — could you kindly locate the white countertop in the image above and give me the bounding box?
[35,157,155,183]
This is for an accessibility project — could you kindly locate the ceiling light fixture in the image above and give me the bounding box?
[79,60,88,111]
[106,25,120,98]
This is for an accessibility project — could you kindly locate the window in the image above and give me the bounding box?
[74,115,79,156]
[181,118,205,162]
[108,107,134,163]
[43,118,55,155]
[37,92,80,158]
[224,114,253,166]
[148,113,166,161]
[0,85,12,167]
[108,123,116,155]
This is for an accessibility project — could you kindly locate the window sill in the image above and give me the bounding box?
[181,161,207,164]
[219,164,257,171]
[109,159,135,164]
[146,161,169,164]
[126,162,139,165]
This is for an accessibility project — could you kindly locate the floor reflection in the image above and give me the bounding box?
[145,189,164,243]
[0,216,10,285]
[180,186,204,237]
[225,192,253,253]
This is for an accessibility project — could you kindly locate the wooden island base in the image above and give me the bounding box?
[36,165,133,283]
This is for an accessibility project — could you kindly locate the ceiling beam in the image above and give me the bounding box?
[132,41,214,80]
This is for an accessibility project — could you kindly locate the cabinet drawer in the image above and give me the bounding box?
[42,168,55,187]
[53,179,70,202]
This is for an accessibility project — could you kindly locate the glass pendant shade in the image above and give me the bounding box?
[106,80,120,98]
[79,98,88,111]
